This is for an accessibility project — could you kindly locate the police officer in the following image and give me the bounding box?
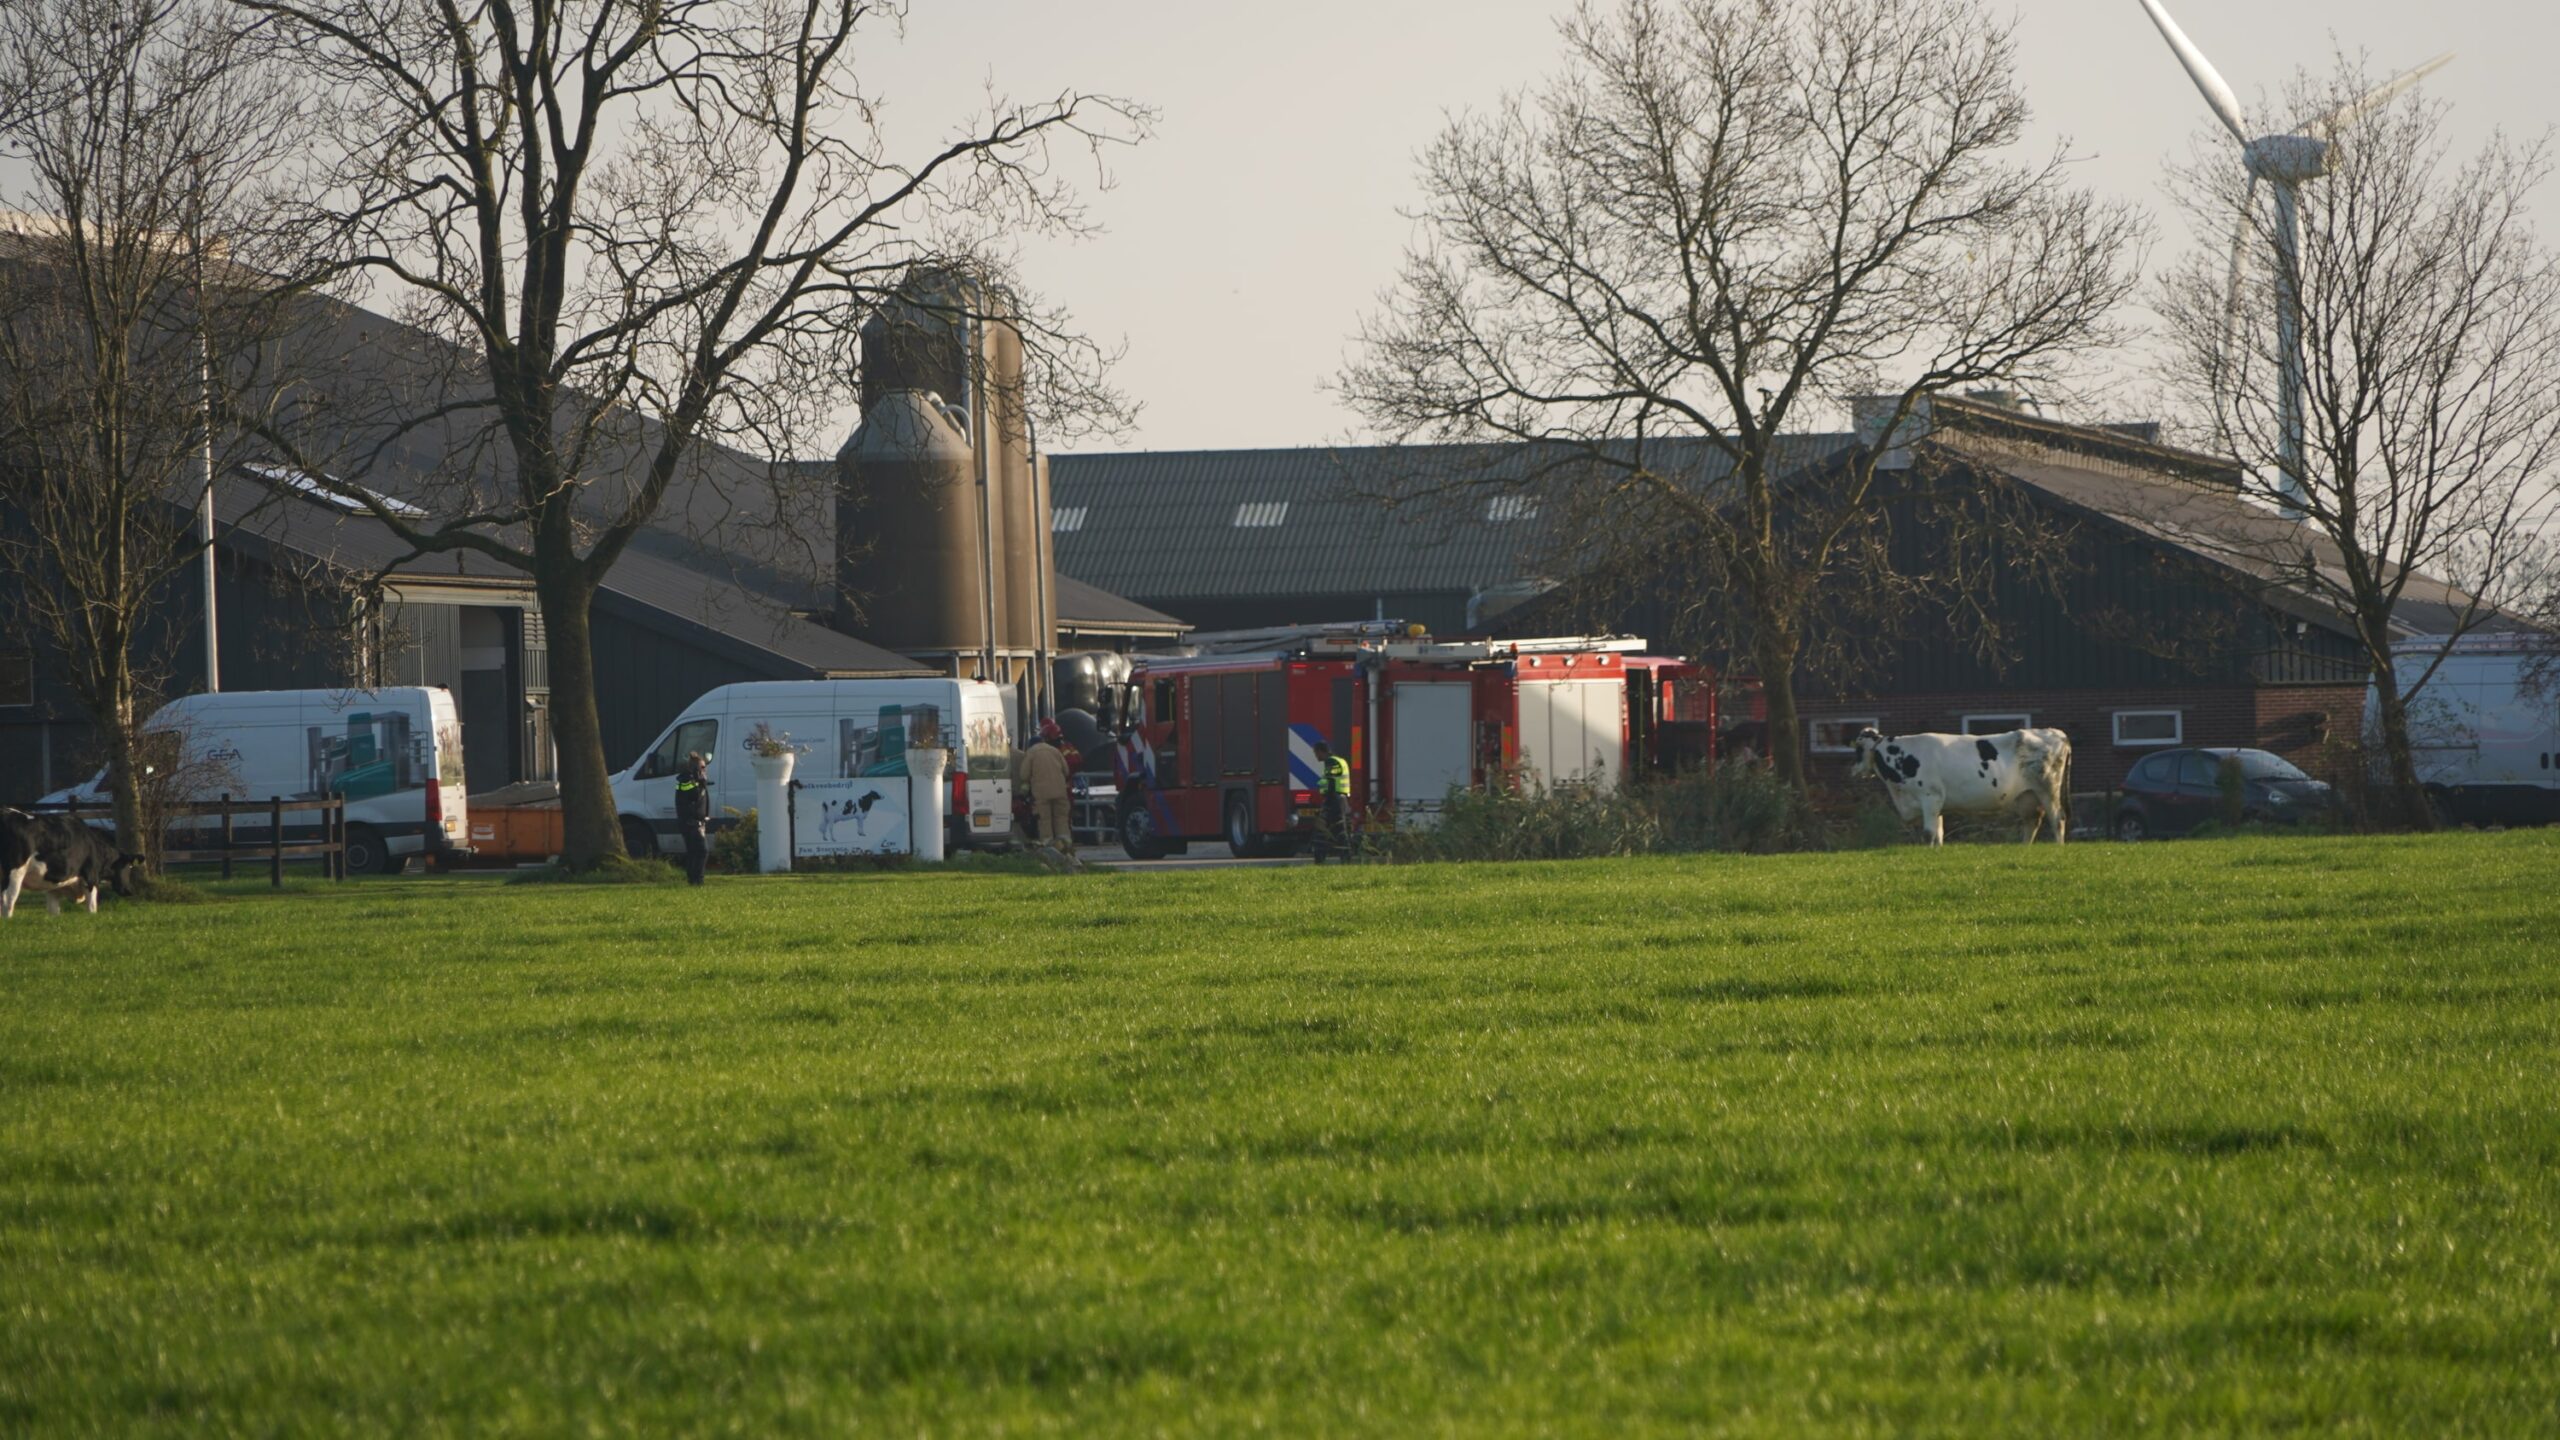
[674,750,711,885]
[1312,740,1353,863]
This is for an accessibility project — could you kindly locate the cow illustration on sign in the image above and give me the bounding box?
[817,790,887,843]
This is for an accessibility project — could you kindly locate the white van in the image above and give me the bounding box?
[2372,633,2560,825]
[40,687,470,873]
[612,679,1016,857]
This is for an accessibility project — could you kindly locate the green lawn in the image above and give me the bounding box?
[4,832,2557,1436]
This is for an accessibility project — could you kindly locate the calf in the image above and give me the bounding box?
[1849,728,2072,846]
[1,810,143,918]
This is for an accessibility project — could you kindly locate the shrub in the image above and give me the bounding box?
[1379,761,1825,863]
[1844,799,1911,850]
[1651,763,1824,854]
[709,807,759,872]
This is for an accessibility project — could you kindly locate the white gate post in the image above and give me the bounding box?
[913,746,949,862]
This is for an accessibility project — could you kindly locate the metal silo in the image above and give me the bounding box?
[835,391,985,656]
[840,270,1057,690]
[858,277,970,410]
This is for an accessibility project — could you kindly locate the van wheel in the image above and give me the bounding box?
[1119,794,1167,861]
[1225,795,1262,858]
[344,823,391,876]
[620,817,658,859]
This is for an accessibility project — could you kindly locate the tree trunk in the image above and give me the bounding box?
[103,689,146,866]
[1754,627,1808,790]
[538,570,627,869]
[2368,651,2437,832]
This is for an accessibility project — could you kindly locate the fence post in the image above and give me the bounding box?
[221,794,234,881]
[333,800,346,881]
[270,796,284,889]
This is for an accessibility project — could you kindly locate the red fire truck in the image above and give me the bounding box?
[1106,624,1723,859]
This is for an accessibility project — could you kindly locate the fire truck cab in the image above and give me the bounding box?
[1108,624,1722,860]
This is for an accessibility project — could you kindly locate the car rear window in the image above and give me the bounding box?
[2235,751,2311,782]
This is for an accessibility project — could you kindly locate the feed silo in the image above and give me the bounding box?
[836,272,1058,691]
[834,391,984,656]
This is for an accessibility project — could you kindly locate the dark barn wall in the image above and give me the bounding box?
[589,603,806,772]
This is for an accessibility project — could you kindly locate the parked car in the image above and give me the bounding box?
[2113,747,2338,840]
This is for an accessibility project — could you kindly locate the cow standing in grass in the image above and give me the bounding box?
[1850,728,2072,846]
[2,810,143,917]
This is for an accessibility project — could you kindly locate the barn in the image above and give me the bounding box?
[1050,396,2495,790]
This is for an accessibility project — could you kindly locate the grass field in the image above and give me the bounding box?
[5,831,2558,1436]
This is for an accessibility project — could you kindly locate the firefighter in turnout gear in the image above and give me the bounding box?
[674,751,711,885]
[1312,740,1353,863]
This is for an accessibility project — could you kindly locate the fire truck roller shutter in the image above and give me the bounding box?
[1222,673,1255,776]
[1190,676,1221,785]
[1393,681,1472,811]
[1520,679,1626,792]
[1257,671,1288,780]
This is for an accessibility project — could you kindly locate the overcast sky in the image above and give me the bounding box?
[861,1,2560,456]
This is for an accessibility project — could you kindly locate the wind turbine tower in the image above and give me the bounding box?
[2135,0,2450,514]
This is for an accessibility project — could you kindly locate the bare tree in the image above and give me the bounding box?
[237,0,1143,868]
[1342,0,2143,787]
[2158,69,2560,827]
[0,0,306,853]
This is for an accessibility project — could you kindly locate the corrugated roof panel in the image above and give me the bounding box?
[1049,435,1852,602]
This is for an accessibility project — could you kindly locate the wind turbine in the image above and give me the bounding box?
[2135,0,2450,514]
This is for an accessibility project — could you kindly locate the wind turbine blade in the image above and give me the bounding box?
[2302,53,2454,137]
[2219,174,2260,398]
[2136,0,2251,144]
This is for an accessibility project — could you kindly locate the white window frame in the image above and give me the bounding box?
[2112,709,2184,747]
[1961,712,2030,735]
[1809,717,1880,754]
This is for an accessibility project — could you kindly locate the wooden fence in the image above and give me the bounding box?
[29,796,347,886]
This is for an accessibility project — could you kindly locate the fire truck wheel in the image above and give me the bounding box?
[1224,795,1262,859]
[1118,795,1167,861]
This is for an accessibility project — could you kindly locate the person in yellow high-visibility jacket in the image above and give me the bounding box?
[1312,740,1353,863]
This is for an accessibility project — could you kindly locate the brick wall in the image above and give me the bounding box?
[1799,683,2368,792]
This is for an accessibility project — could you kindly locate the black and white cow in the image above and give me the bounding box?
[1,810,144,917]
[1849,727,2072,846]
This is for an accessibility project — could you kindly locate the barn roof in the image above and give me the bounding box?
[1048,435,1856,606]
[1925,402,2510,641]
[212,475,931,678]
